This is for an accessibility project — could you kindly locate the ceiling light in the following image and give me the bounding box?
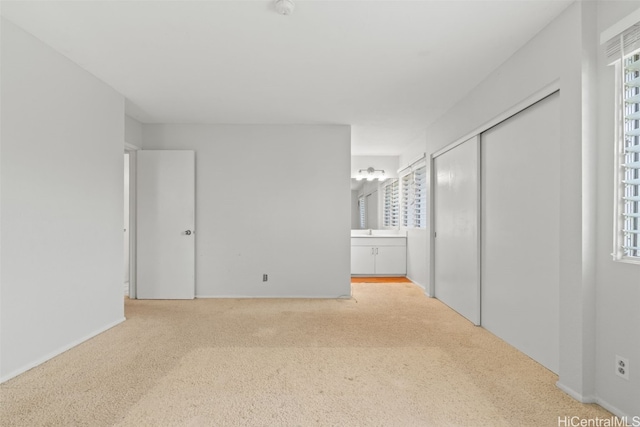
[275,0,294,16]
[356,167,386,182]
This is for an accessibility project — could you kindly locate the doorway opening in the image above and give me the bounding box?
[124,147,138,299]
[124,152,130,296]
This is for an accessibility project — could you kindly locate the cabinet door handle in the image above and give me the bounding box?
[371,248,375,255]
[375,248,379,255]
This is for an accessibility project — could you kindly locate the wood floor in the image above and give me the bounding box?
[350,276,412,283]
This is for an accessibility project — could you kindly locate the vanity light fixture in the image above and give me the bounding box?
[356,167,386,182]
[274,0,295,15]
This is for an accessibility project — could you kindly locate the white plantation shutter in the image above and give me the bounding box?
[606,24,640,64]
[392,179,400,226]
[402,173,414,227]
[414,166,427,228]
[383,179,399,227]
[401,165,427,229]
[621,51,640,259]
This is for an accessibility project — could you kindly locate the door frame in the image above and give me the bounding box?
[125,142,139,299]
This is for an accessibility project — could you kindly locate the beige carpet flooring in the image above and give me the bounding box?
[1,283,612,426]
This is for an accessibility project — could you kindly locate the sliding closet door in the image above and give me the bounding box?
[434,137,480,325]
[481,92,560,373]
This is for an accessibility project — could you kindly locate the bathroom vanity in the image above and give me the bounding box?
[350,230,407,276]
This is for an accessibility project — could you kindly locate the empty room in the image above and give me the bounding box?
[1,1,639,426]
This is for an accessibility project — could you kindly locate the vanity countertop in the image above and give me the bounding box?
[351,230,407,238]
[351,234,406,238]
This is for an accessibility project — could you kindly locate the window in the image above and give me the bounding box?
[401,165,427,229]
[383,179,399,227]
[414,166,427,228]
[609,23,640,263]
[618,51,640,260]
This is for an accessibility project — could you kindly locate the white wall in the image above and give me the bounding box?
[417,1,599,405]
[142,125,351,298]
[595,1,640,418]
[397,146,429,291]
[405,228,428,291]
[0,19,125,381]
[124,115,143,147]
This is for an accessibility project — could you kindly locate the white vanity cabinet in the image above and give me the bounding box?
[351,237,406,275]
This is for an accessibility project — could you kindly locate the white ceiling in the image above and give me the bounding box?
[0,0,573,155]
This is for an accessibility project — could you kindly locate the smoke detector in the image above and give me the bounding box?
[275,0,294,16]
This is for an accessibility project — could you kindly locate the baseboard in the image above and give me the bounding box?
[556,381,639,420]
[556,381,596,403]
[0,317,126,384]
[406,276,424,290]
[594,397,634,420]
[407,276,432,297]
[555,387,635,422]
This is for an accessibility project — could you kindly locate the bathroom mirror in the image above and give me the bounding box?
[351,178,379,229]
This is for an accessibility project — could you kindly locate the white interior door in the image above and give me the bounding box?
[481,92,560,373]
[137,150,195,299]
[433,137,480,325]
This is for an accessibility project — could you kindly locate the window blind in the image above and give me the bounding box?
[383,179,399,227]
[622,51,640,258]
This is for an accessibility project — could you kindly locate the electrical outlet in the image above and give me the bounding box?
[263,274,268,282]
[615,355,629,380]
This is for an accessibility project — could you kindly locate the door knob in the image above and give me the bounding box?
[185,230,192,235]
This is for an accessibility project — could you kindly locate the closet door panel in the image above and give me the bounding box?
[481,92,560,373]
[434,137,480,325]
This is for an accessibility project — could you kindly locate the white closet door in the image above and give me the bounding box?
[433,137,480,325]
[481,92,560,373]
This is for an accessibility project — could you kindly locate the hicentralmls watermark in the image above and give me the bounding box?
[558,416,640,427]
